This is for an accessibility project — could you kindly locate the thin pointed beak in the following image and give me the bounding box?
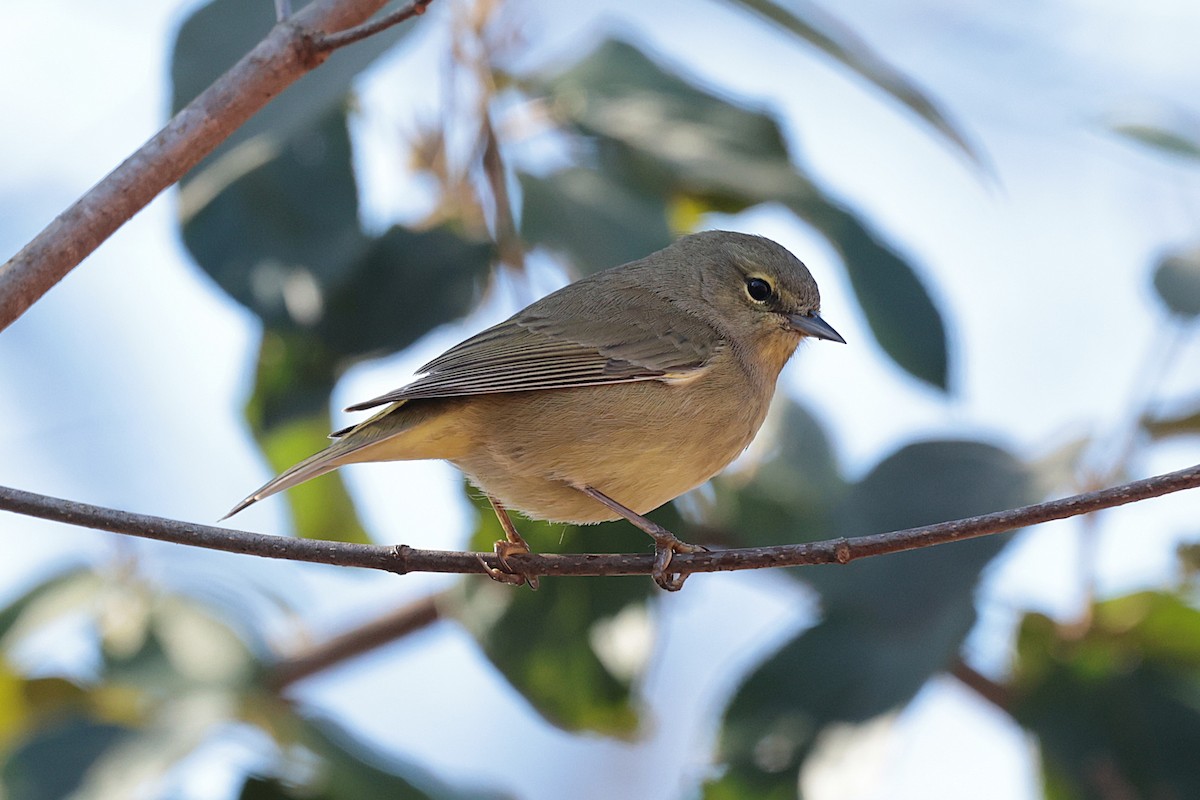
[787,312,845,343]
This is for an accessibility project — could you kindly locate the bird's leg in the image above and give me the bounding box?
[479,496,539,590]
[575,485,705,592]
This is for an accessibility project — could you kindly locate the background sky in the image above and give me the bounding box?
[2,1,1199,798]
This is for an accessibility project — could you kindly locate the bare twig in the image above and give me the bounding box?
[268,593,443,690]
[0,0,437,333]
[1,463,1197,583]
[310,0,434,51]
[480,113,525,270]
[951,660,1013,711]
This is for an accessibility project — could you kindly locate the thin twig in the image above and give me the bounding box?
[310,0,434,51]
[481,112,525,270]
[0,0,428,334]
[951,660,1013,711]
[268,593,443,690]
[1,463,1197,582]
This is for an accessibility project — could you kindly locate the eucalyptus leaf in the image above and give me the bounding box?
[1141,403,1200,441]
[519,167,673,275]
[295,715,511,800]
[713,439,1032,793]
[535,39,949,389]
[728,0,980,164]
[0,568,97,644]
[317,225,495,359]
[245,330,371,543]
[1111,123,1200,163]
[182,108,366,330]
[1,717,130,800]
[171,0,419,183]
[1152,246,1200,318]
[452,491,673,737]
[711,400,846,548]
[1013,592,1200,800]
[787,191,949,388]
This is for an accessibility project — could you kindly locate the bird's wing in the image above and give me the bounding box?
[345,283,722,411]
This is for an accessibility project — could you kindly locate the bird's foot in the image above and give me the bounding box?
[649,530,707,592]
[475,537,540,590]
[480,497,540,590]
[574,484,706,591]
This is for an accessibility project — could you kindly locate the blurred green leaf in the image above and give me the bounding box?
[1111,123,1200,163]
[0,568,96,644]
[728,0,980,165]
[244,329,370,543]
[254,411,372,543]
[1013,592,1200,800]
[1152,246,1200,318]
[182,107,365,329]
[1,716,130,800]
[453,491,673,737]
[519,167,673,275]
[317,224,494,358]
[171,0,418,181]
[240,777,304,800]
[1142,402,1200,441]
[544,40,801,202]
[187,103,493,540]
[712,400,847,548]
[247,329,342,430]
[712,439,1031,794]
[0,661,28,749]
[534,39,949,389]
[288,715,510,800]
[787,192,948,388]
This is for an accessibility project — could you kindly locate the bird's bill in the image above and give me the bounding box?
[787,312,845,343]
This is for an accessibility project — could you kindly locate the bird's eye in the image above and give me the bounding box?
[746,277,773,303]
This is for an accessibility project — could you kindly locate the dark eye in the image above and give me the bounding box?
[746,277,773,302]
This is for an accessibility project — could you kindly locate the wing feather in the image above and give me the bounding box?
[345,276,723,412]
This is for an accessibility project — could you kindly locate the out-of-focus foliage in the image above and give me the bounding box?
[171,0,418,173]
[1112,120,1200,164]
[1152,246,1200,319]
[520,40,949,389]
[0,571,503,800]
[726,0,981,164]
[1012,590,1200,800]
[4,1,1199,799]
[708,439,1033,796]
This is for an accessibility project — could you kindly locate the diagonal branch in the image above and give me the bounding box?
[1,463,1197,583]
[268,593,443,690]
[0,0,437,334]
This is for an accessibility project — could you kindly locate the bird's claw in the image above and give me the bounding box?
[476,539,540,590]
[651,536,707,592]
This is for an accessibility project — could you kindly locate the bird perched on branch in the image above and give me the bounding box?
[227,229,844,590]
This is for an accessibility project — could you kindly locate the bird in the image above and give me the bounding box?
[226,230,844,590]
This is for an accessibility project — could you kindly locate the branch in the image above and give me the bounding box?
[1,463,1197,582]
[309,0,435,51]
[268,593,442,690]
[951,660,1012,711]
[0,0,436,333]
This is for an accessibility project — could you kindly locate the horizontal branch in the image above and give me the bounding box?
[0,0,429,333]
[1,462,1197,583]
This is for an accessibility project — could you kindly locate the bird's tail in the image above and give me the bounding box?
[222,399,465,520]
[222,438,358,520]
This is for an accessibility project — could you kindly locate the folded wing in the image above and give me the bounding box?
[346,281,722,411]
